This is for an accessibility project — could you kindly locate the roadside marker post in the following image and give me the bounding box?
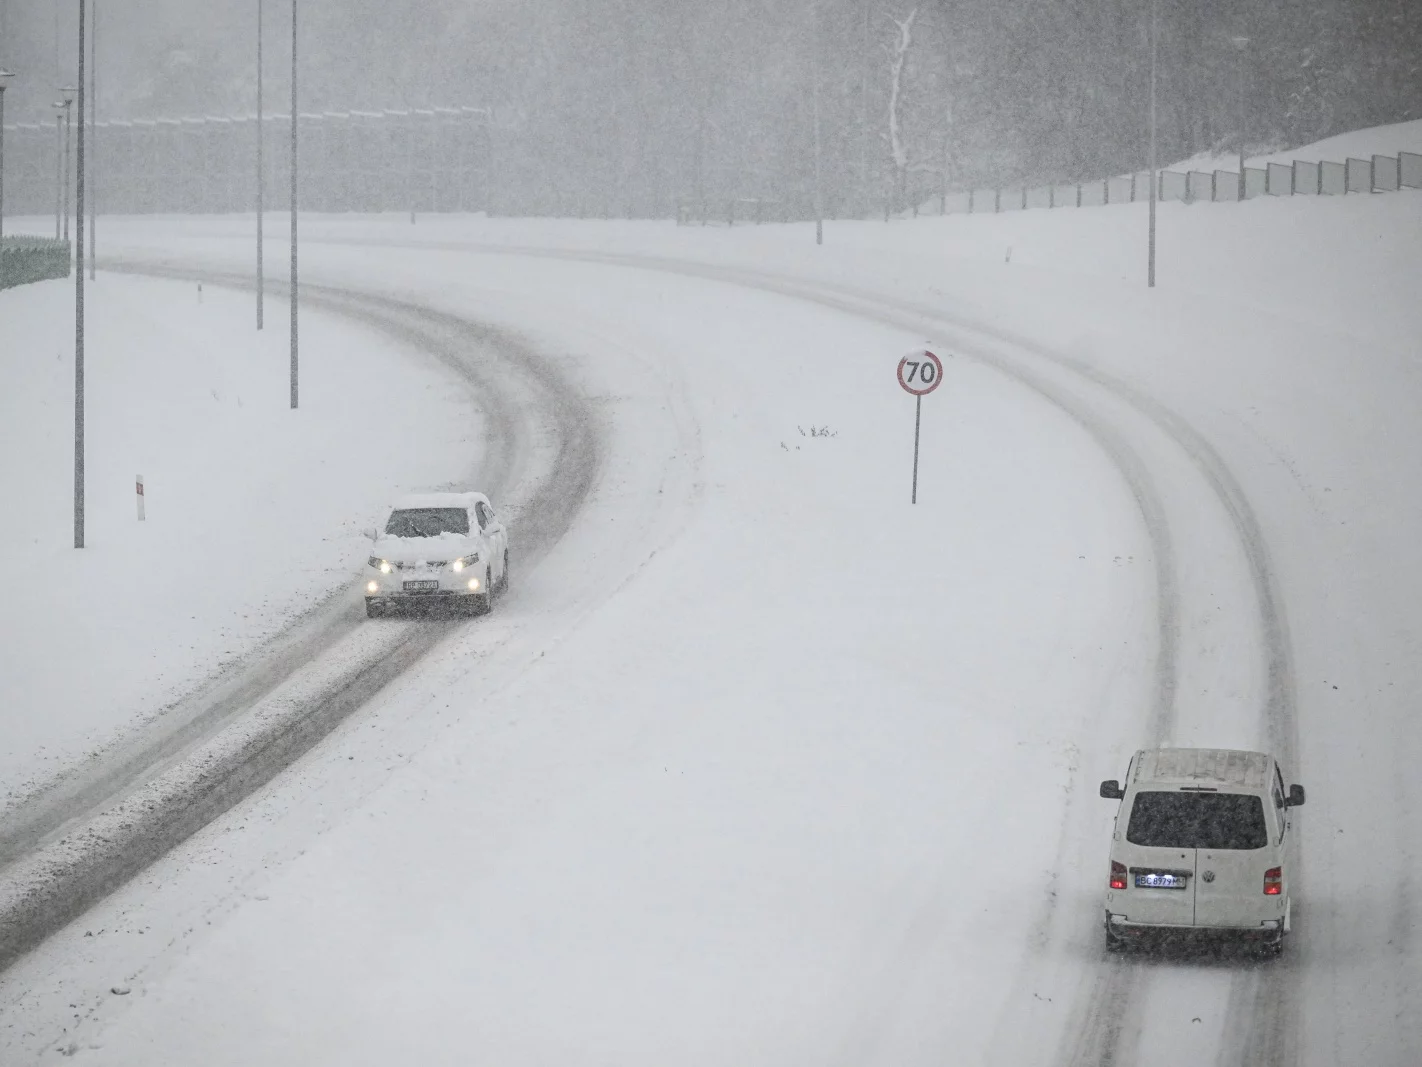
[896,349,944,504]
[136,475,145,521]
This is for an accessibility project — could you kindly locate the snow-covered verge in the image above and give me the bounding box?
[3,155,1422,1064]
[0,275,479,812]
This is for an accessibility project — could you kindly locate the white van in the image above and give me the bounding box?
[1098,748,1305,954]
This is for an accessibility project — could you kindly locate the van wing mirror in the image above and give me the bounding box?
[1099,780,1124,800]
[1285,784,1306,807]
[363,527,377,541]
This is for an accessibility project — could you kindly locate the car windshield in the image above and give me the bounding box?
[1126,790,1269,850]
[384,508,469,537]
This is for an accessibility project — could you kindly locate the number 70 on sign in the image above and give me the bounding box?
[896,349,944,504]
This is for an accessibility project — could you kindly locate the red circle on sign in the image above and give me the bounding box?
[897,350,944,396]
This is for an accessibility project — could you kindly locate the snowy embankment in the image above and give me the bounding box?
[0,276,479,811]
[3,132,1422,1064]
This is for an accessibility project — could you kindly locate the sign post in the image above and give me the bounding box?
[896,349,944,504]
[136,475,145,521]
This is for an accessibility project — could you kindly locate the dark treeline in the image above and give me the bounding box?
[3,0,1418,216]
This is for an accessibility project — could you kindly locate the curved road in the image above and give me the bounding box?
[2,240,1304,1065]
[0,273,602,970]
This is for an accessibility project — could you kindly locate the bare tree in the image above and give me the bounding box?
[883,6,917,214]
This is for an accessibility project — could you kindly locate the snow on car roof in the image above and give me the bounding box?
[1131,748,1272,790]
[389,491,489,511]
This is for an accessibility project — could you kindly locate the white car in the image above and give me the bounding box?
[1099,748,1305,955]
[363,492,509,618]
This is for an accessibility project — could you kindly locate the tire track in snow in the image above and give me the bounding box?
[0,269,602,971]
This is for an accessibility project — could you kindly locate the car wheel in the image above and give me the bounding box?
[365,598,382,619]
[469,568,494,616]
[498,549,510,593]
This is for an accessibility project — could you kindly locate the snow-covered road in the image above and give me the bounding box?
[2,188,1420,1065]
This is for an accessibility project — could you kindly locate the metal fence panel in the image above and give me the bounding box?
[1266,162,1292,195]
[1372,155,1400,192]
[1186,171,1213,201]
[1079,180,1106,206]
[1213,171,1240,201]
[1025,185,1051,209]
[1293,160,1319,194]
[1106,175,1133,203]
[1160,170,1186,201]
[1320,160,1345,194]
[1345,157,1372,193]
[1401,152,1422,188]
[1051,183,1078,207]
[1244,167,1267,198]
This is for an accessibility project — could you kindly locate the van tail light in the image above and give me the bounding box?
[1110,861,1128,890]
[1263,866,1283,895]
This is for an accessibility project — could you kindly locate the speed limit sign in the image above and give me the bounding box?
[897,350,944,396]
[897,348,945,504]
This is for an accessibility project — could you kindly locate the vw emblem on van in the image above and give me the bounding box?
[1202,870,1216,883]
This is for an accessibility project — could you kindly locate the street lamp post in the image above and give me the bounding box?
[75,1,87,549]
[0,69,13,288]
[290,0,298,409]
[256,0,264,329]
[88,0,96,281]
[811,2,823,246]
[58,87,76,243]
[1147,0,1158,288]
[53,103,64,238]
[1231,35,1250,201]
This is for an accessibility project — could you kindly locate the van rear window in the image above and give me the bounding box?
[1126,791,1268,850]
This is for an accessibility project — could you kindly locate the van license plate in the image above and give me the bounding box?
[1135,872,1187,889]
[403,580,439,592]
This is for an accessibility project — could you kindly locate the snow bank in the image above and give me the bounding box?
[0,274,480,812]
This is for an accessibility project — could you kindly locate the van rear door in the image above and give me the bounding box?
[1191,791,1273,928]
[1118,790,1198,926]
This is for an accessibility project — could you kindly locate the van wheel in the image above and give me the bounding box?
[365,598,382,619]
[497,549,509,593]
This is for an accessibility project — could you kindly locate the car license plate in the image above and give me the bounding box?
[1135,871,1187,889]
[403,580,439,592]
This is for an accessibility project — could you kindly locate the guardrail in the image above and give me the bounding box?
[940,149,1422,216]
[0,237,71,290]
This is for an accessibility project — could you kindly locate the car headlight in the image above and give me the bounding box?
[451,553,479,572]
[369,557,392,574]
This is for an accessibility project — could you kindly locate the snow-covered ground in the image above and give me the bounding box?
[0,276,478,812]
[2,125,1421,1064]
